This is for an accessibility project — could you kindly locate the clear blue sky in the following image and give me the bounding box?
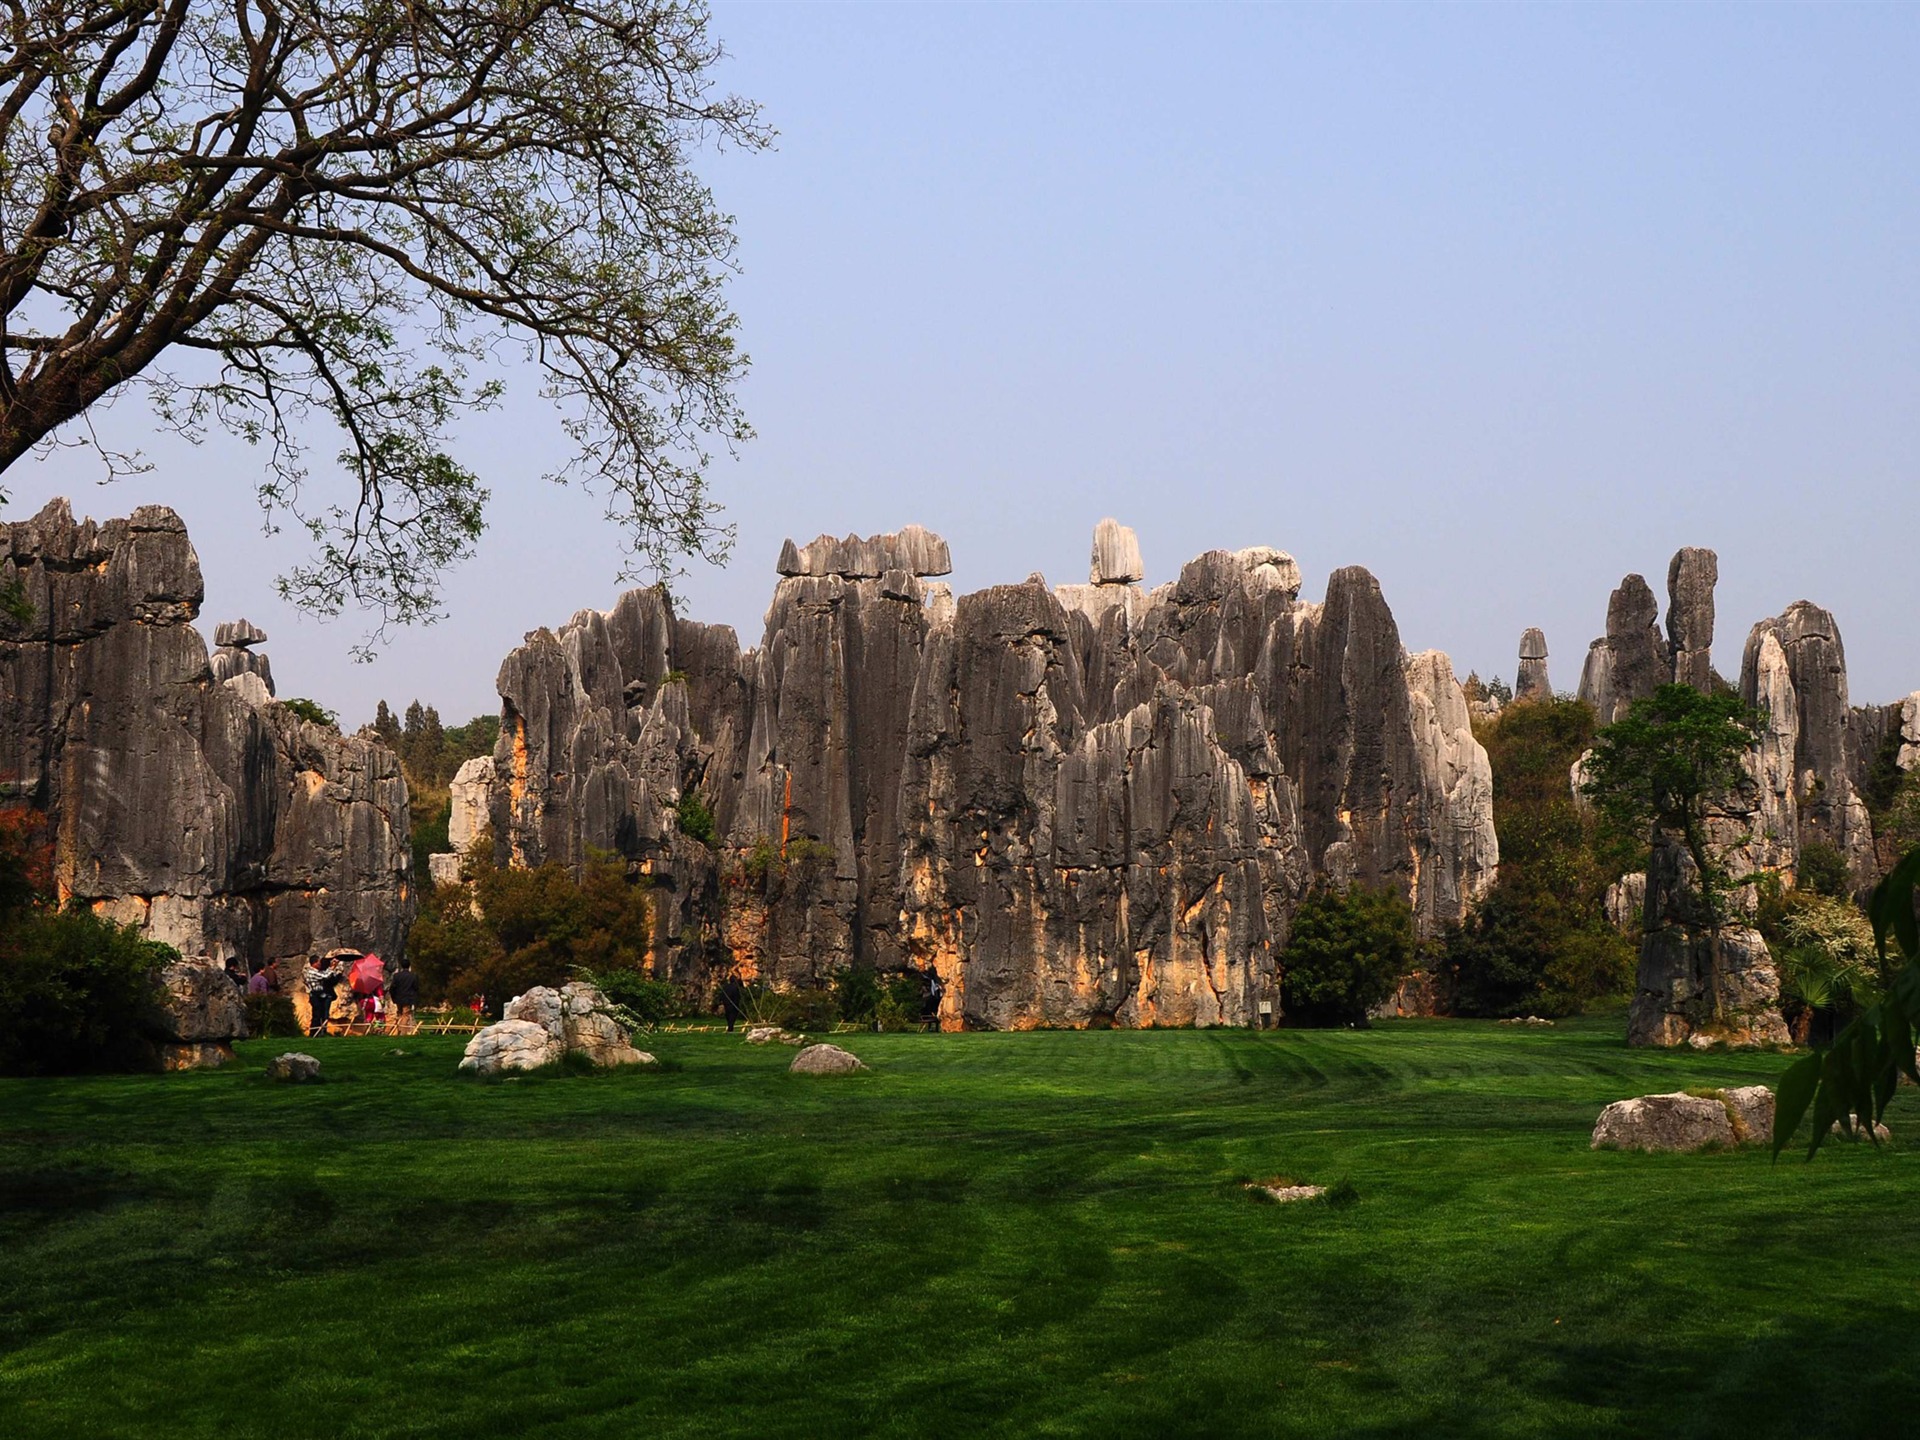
[15,2,1918,723]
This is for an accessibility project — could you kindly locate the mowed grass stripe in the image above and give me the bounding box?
[0,1016,1913,1438]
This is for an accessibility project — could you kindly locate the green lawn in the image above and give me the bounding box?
[2,1017,1914,1438]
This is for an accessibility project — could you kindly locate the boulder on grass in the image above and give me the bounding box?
[459,1019,564,1074]
[1724,1085,1774,1144]
[789,1043,867,1075]
[496,982,655,1067]
[266,1052,322,1083]
[152,959,249,1042]
[1591,1092,1735,1152]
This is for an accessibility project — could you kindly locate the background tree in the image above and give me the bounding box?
[1278,884,1415,1027]
[1579,684,1762,952]
[0,0,765,634]
[1442,696,1639,1017]
[409,841,652,1012]
[365,698,500,879]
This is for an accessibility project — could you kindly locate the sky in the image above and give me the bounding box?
[11,2,1917,725]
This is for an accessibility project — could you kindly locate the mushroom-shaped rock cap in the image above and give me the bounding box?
[1236,546,1302,600]
[1089,518,1145,584]
[776,525,952,579]
[1519,627,1548,660]
[214,618,267,649]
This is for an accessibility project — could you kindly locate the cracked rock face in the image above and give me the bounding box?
[476,523,1496,1029]
[1740,601,1876,888]
[1576,574,1667,724]
[0,500,413,973]
[1666,548,1718,692]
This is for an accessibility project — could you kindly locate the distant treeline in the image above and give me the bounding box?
[365,701,500,882]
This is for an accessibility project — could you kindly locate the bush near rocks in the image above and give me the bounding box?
[1279,884,1416,1027]
[0,815,184,1075]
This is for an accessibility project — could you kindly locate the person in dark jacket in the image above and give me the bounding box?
[718,971,746,1032]
[922,967,945,1029]
[388,957,420,1032]
[304,956,343,1037]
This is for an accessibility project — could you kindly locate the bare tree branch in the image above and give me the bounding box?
[0,0,766,636]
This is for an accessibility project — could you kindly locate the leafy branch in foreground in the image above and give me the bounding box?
[1773,847,1920,1159]
[0,0,767,639]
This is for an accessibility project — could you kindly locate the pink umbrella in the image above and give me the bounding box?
[350,955,386,997]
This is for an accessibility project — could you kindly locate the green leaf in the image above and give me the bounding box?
[1773,1051,1820,1160]
[1870,849,1920,961]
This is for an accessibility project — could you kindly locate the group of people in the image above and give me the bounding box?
[300,952,421,1036]
[219,950,420,1037]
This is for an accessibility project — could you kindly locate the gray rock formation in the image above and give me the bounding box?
[149,958,250,1069]
[1628,825,1788,1049]
[1515,627,1550,703]
[209,617,274,695]
[1089,517,1144,584]
[1666,548,1718,691]
[0,500,413,974]
[1576,574,1667,724]
[1577,552,1900,1046]
[1740,602,1876,887]
[776,525,951,579]
[474,521,1497,1029]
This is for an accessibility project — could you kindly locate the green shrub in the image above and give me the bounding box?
[1796,839,1852,899]
[411,792,452,887]
[676,790,715,846]
[409,844,652,1013]
[1443,696,1641,1018]
[833,967,881,1024]
[776,987,840,1033]
[243,993,302,1039]
[591,967,681,1027]
[1280,885,1415,1027]
[278,697,338,728]
[0,907,177,1075]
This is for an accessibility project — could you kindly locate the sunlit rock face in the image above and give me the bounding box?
[479,523,1496,1029]
[0,500,412,970]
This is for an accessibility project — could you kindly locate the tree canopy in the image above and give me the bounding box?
[0,0,765,635]
[1579,683,1762,934]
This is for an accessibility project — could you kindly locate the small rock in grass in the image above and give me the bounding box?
[266,1052,322,1083]
[789,1043,866,1075]
[1248,1182,1326,1203]
[746,1026,804,1046]
[1828,1115,1892,1143]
